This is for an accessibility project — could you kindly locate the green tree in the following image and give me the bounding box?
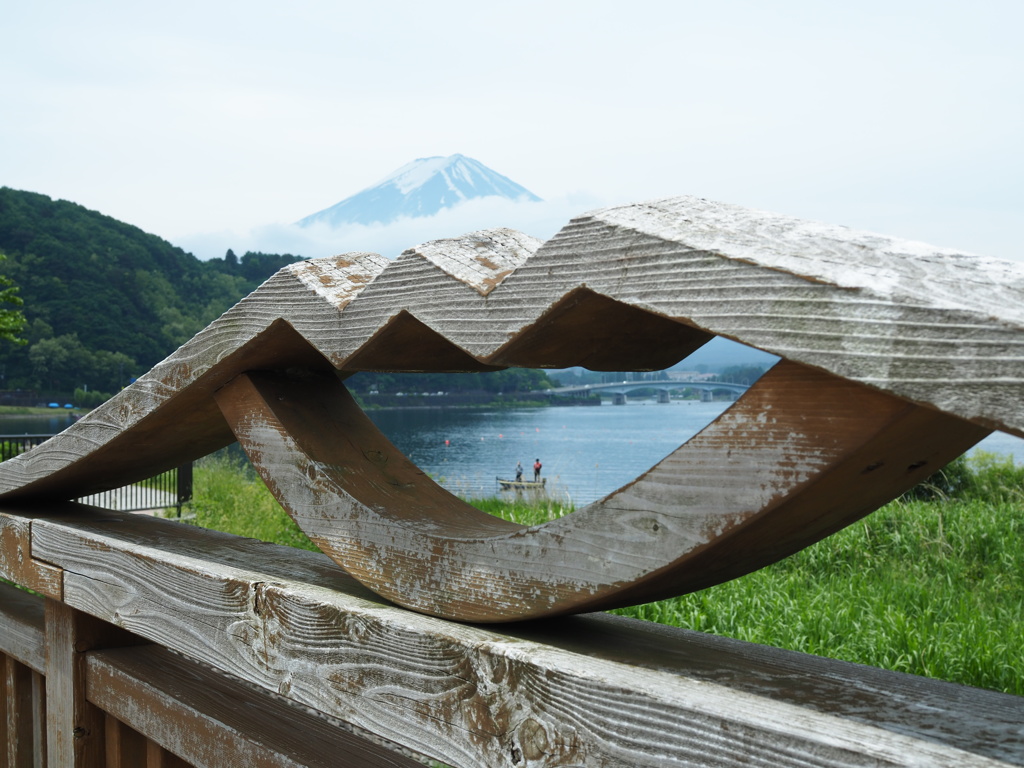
[88,349,136,391]
[0,253,26,345]
[0,187,303,393]
[715,364,767,386]
[28,334,82,391]
[28,333,136,393]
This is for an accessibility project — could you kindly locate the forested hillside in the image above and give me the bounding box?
[0,187,303,401]
[0,187,559,407]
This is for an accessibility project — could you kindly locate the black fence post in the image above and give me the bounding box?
[176,462,194,518]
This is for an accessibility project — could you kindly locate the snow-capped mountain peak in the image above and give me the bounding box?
[296,154,541,228]
[380,155,457,195]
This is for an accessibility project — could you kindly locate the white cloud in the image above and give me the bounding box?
[175,193,604,261]
[5,1,1023,262]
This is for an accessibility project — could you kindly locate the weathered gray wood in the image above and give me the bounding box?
[0,511,63,599]
[0,656,6,763]
[32,669,46,768]
[513,198,1024,435]
[44,599,139,768]
[217,361,988,620]
[45,599,103,768]
[5,653,35,767]
[2,197,1020,505]
[0,197,1020,621]
[0,255,389,501]
[15,507,1021,767]
[87,645,424,767]
[0,580,47,673]
[0,577,51,768]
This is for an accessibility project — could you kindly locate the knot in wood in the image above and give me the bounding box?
[518,718,550,761]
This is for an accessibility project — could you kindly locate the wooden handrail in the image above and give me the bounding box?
[2,505,1022,766]
[0,579,423,767]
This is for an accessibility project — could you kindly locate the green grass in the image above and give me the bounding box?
[465,495,574,525]
[611,453,1024,694]
[184,452,1024,695]
[185,455,319,553]
[615,494,1023,694]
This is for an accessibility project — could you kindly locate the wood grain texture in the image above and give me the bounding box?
[46,599,104,768]
[517,199,1024,435]
[87,645,424,767]
[44,599,140,768]
[0,580,47,673]
[103,715,147,768]
[146,741,191,768]
[15,508,1022,768]
[0,196,1018,503]
[0,196,1019,621]
[0,254,388,501]
[1,656,6,764]
[32,669,46,768]
[5,654,35,767]
[216,360,988,621]
[0,511,63,599]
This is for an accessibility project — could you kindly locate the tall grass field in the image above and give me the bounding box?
[185,452,1024,695]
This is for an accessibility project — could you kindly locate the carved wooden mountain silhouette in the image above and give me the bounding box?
[1,196,1020,621]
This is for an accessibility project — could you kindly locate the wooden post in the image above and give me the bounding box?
[33,670,47,768]
[1,656,7,764]
[104,715,147,768]
[44,600,136,768]
[5,653,36,767]
[145,742,190,768]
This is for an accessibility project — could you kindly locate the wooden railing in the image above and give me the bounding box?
[0,196,1022,766]
[3,504,1022,767]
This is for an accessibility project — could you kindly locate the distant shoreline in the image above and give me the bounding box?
[0,406,86,417]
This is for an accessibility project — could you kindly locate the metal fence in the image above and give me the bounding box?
[0,432,53,461]
[0,433,193,516]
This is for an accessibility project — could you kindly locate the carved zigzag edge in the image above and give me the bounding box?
[1,196,1021,499]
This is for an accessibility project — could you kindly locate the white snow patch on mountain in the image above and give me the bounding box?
[295,154,542,229]
[380,156,450,195]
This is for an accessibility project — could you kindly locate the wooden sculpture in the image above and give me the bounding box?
[0,197,1020,622]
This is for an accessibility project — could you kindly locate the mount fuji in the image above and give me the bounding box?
[296,154,541,228]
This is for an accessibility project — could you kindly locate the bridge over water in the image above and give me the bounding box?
[539,379,750,404]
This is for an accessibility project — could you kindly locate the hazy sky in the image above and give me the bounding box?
[4,1,1022,262]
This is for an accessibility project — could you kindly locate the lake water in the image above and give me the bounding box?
[367,400,733,506]
[367,401,1024,506]
[0,412,81,435]
[3,404,1021,506]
